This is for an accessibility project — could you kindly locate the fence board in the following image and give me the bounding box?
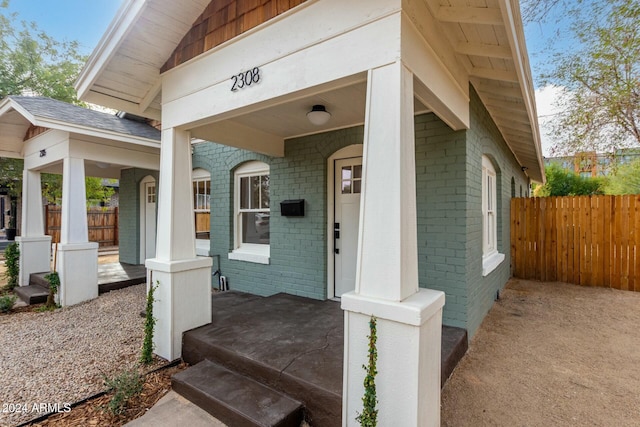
[45,206,118,247]
[511,195,640,292]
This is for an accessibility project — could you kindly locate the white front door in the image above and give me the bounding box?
[334,157,362,297]
[144,181,156,259]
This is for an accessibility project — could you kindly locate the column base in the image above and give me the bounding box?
[16,236,52,287]
[58,242,99,306]
[146,257,213,361]
[341,289,445,427]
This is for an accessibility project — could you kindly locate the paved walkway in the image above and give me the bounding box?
[126,391,226,427]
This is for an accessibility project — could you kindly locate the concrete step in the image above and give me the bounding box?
[14,284,49,305]
[173,359,303,427]
[13,272,51,305]
[441,325,468,387]
[29,272,51,289]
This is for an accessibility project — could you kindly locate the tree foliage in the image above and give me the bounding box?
[603,158,640,194]
[0,0,85,103]
[545,0,640,155]
[534,163,606,196]
[521,0,578,23]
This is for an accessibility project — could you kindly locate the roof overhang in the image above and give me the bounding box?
[0,97,160,159]
[76,0,544,182]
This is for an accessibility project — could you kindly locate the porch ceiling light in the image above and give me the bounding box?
[96,162,110,169]
[307,105,331,126]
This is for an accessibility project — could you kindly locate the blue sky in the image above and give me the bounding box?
[5,0,124,56]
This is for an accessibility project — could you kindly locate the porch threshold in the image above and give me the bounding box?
[179,291,467,426]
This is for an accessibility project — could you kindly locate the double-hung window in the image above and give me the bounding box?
[229,161,270,264]
[482,155,504,276]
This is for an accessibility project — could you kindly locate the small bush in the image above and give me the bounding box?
[0,294,17,313]
[103,369,143,415]
[357,316,378,427]
[44,271,60,309]
[4,242,20,290]
[140,284,157,365]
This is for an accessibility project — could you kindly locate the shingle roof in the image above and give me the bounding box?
[8,96,160,141]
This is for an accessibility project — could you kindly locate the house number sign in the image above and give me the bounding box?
[231,67,260,92]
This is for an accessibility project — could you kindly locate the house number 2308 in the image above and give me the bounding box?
[230,67,260,92]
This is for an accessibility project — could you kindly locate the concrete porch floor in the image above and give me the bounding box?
[172,290,467,426]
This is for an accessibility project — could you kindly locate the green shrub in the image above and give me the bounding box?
[4,243,20,290]
[103,369,143,415]
[0,294,17,313]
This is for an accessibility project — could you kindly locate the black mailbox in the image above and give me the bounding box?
[280,199,305,217]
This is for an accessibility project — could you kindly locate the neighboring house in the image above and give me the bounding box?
[75,0,543,424]
[0,96,160,305]
[545,149,640,178]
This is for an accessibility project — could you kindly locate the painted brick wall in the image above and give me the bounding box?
[464,87,529,337]
[193,126,363,300]
[415,88,529,336]
[119,168,159,265]
[415,113,469,329]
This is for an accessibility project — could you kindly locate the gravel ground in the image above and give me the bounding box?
[0,284,149,427]
[442,279,640,426]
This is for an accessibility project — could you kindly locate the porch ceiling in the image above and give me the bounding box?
[76,0,543,182]
[190,81,430,144]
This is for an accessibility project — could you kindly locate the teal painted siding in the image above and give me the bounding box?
[119,168,159,265]
[193,126,364,300]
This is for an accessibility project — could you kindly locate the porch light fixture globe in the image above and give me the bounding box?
[307,105,331,126]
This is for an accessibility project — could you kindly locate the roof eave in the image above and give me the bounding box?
[75,0,147,101]
[499,0,545,183]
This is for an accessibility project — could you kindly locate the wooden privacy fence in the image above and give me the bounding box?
[45,205,119,247]
[511,195,640,291]
[195,212,210,239]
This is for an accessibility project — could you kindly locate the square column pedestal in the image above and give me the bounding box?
[58,242,99,306]
[342,288,445,427]
[146,257,213,361]
[16,236,52,287]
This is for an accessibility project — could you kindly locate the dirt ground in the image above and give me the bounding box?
[442,278,640,426]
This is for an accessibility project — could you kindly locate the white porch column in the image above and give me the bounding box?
[342,62,445,426]
[58,157,98,306]
[16,170,51,286]
[145,127,212,361]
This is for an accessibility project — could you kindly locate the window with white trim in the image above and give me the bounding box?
[482,155,504,276]
[229,161,270,264]
[192,168,211,241]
